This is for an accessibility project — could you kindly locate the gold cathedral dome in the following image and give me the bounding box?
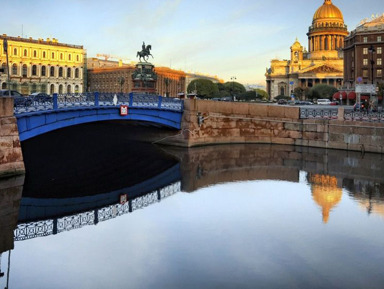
[313,0,344,23]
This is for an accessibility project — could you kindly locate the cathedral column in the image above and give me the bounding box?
[327,35,331,50]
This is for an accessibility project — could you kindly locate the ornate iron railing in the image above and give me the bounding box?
[14,92,184,114]
[344,109,384,122]
[14,181,181,241]
[300,107,338,119]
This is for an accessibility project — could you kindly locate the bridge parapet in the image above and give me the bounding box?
[14,92,183,115]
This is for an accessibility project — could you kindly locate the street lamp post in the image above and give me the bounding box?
[231,76,236,101]
[369,45,376,110]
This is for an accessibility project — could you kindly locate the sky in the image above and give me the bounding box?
[1,0,383,87]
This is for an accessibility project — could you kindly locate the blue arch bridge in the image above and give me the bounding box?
[14,92,184,141]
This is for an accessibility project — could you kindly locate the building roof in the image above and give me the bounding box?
[313,0,344,23]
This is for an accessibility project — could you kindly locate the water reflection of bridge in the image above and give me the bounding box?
[15,181,181,242]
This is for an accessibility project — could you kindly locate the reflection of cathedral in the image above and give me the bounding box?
[266,0,348,99]
[308,174,342,223]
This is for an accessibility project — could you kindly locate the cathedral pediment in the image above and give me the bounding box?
[301,64,342,74]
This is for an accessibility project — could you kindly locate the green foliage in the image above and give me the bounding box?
[293,87,304,99]
[223,81,246,96]
[377,82,384,97]
[275,95,290,100]
[308,84,338,100]
[187,79,219,98]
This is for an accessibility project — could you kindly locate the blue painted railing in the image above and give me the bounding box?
[14,92,184,115]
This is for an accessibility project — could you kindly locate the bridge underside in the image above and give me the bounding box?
[16,107,182,141]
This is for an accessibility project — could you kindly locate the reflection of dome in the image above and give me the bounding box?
[309,174,342,223]
[313,0,344,23]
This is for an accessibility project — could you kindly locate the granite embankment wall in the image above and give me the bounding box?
[166,99,384,153]
[0,98,25,177]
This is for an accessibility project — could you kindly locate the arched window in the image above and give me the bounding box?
[22,64,27,77]
[1,63,7,74]
[67,85,71,93]
[43,51,46,58]
[33,50,37,57]
[50,84,55,94]
[68,54,72,61]
[32,65,37,76]
[13,48,17,56]
[76,55,79,61]
[59,84,63,94]
[59,67,63,77]
[1,83,6,89]
[41,66,46,76]
[51,52,55,59]
[24,49,28,57]
[12,64,18,75]
[67,68,71,78]
[75,68,79,78]
[41,84,47,93]
[75,85,79,93]
[31,83,37,93]
[50,66,55,77]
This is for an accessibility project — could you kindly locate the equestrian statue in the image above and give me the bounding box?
[137,41,153,62]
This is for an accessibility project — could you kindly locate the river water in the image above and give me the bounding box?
[1,123,384,289]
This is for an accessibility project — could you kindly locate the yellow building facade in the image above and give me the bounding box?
[266,0,348,99]
[0,34,86,95]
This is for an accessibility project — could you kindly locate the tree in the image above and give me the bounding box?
[293,87,304,99]
[308,84,338,100]
[187,79,219,98]
[223,81,246,96]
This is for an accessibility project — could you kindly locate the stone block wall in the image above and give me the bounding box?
[0,175,23,253]
[0,97,25,177]
[165,99,384,154]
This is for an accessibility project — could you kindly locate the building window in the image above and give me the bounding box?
[68,54,71,61]
[52,52,55,59]
[60,53,63,60]
[378,47,382,54]
[50,66,55,77]
[378,36,382,42]
[377,69,382,77]
[59,84,63,94]
[363,70,368,77]
[363,48,368,55]
[22,64,27,77]
[378,58,382,65]
[12,64,17,75]
[363,37,368,43]
[43,51,46,58]
[76,55,79,61]
[24,49,27,57]
[59,67,63,77]
[363,59,368,65]
[67,68,71,78]
[32,65,37,76]
[33,50,37,57]
[13,48,17,56]
[75,68,79,78]
[41,66,46,76]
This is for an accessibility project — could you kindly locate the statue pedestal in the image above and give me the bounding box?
[131,62,157,94]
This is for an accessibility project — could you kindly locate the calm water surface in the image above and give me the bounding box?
[1,123,384,289]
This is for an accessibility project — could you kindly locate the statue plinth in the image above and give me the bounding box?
[131,62,157,94]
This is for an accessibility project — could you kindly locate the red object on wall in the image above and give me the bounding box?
[120,105,128,116]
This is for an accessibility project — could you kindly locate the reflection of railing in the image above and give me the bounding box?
[14,182,181,241]
[14,92,184,114]
[300,107,338,119]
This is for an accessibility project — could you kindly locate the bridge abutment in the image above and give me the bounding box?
[0,98,25,177]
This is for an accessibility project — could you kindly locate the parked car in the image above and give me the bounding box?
[277,99,288,105]
[30,92,51,103]
[0,89,32,107]
[330,101,339,105]
[316,99,332,105]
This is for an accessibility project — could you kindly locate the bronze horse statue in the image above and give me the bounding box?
[137,44,153,62]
